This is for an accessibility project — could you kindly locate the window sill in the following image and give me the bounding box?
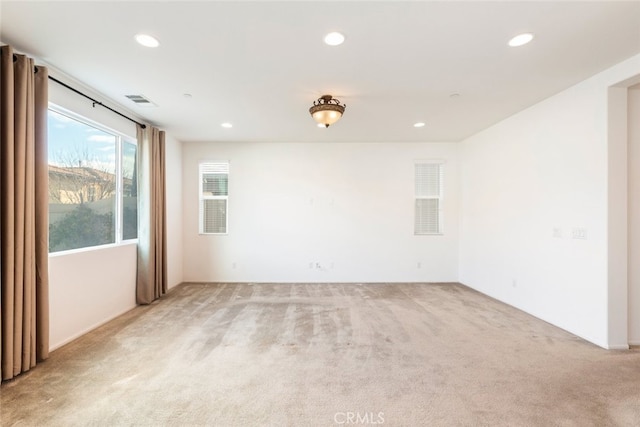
[48,240,138,258]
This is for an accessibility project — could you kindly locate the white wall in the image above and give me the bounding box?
[629,85,640,345]
[459,53,640,349]
[48,72,183,349]
[182,142,459,283]
[608,85,630,349]
[48,244,137,349]
[165,132,184,289]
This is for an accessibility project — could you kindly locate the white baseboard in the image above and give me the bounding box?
[607,344,630,350]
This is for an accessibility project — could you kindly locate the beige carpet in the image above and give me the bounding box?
[1,282,640,426]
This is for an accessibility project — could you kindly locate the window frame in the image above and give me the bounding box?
[120,138,138,242]
[414,160,444,236]
[47,103,138,254]
[199,161,230,235]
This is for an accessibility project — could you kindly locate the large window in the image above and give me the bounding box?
[48,107,137,253]
[199,161,229,234]
[414,162,443,235]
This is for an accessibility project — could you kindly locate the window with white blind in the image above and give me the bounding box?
[414,162,443,235]
[199,162,229,234]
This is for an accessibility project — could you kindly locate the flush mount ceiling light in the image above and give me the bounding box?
[508,33,534,47]
[324,32,345,46]
[309,95,346,128]
[135,33,160,48]
[413,122,426,128]
[221,122,233,128]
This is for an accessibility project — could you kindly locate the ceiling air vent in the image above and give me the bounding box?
[125,94,156,107]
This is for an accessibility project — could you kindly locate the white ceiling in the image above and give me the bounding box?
[2,1,640,143]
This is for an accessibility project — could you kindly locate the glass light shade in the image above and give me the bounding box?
[309,95,346,128]
[312,109,343,127]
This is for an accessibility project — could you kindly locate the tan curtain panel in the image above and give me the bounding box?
[136,124,167,304]
[1,45,50,381]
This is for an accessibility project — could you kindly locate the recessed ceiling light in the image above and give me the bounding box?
[414,122,426,128]
[449,93,460,98]
[135,33,160,48]
[324,32,345,46]
[221,122,233,128]
[183,93,192,98]
[508,33,534,47]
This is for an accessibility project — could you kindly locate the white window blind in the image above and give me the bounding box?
[199,162,229,234]
[414,163,443,235]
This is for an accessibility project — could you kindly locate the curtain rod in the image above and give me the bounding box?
[13,52,146,129]
[48,75,147,129]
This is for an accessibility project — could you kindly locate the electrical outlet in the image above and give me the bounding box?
[417,262,422,269]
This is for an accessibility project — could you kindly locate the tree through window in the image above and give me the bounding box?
[48,107,137,252]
